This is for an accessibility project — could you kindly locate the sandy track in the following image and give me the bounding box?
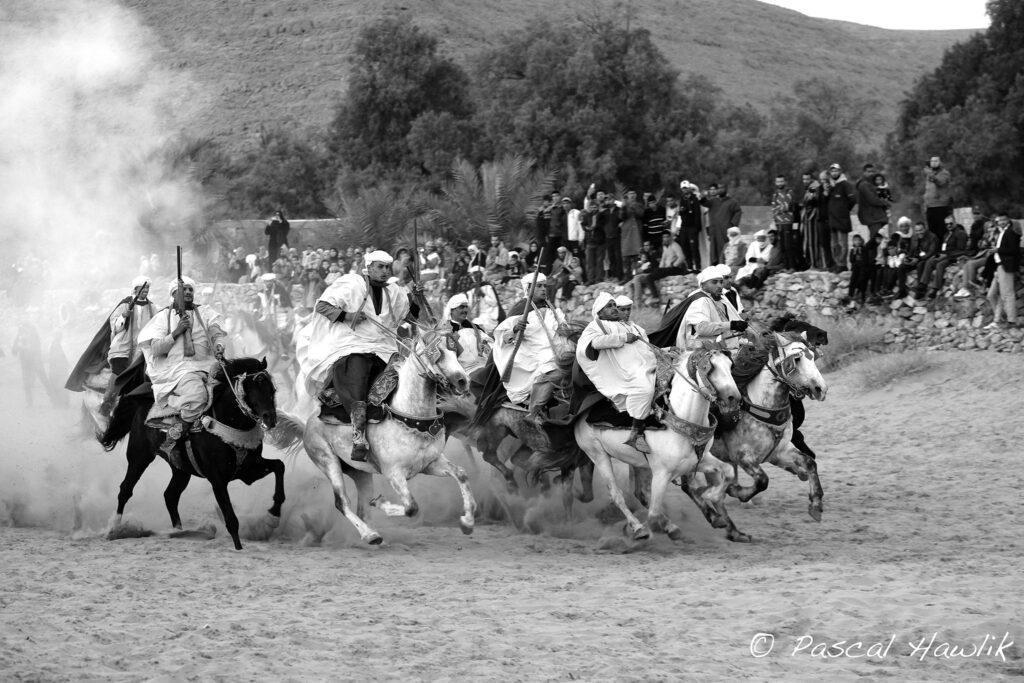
[0,352,1022,679]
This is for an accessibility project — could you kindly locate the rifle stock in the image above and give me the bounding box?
[499,247,544,383]
[175,245,196,357]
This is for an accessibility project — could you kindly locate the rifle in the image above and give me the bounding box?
[175,246,196,357]
[411,217,436,324]
[500,247,543,383]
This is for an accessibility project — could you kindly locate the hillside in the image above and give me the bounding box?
[126,0,973,150]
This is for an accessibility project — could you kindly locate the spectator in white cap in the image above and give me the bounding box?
[296,248,422,460]
[138,274,227,457]
[445,292,493,372]
[576,291,658,453]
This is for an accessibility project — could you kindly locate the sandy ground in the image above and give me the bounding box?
[0,347,1022,680]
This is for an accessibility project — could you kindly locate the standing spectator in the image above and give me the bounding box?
[700,183,743,265]
[642,193,667,244]
[985,212,1020,329]
[923,156,953,240]
[856,163,890,240]
[565,197,584,258]
[771,174,798,271]
[225,247,247,283]
[265,210,290,263]
[524,241,541,271]
[846,234,877,309]
[544,191,567,272]
[722,227,748,275]
[919,218,968,298]
[676,181,704,270]
[582,197,606,285]
[620,190,644,282]
[879,237,906,298]
[486,235,509,279]
[825,163,857,272]
[601,194,623,282]
[798,170,830,270]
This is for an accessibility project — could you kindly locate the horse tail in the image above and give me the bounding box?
[97,394,150,452]
[524,445,588,487]
[265,410,306,460]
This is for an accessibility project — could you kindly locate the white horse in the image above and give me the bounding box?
[575,347,741,542]
[297,326,475,544]
[711,332,828,525]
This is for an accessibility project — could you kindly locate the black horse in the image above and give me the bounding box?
[97,357,283,550]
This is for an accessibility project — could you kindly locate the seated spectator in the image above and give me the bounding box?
[632,231,687,304]
[847,234,878,309]
[736,230,770,282]
[879,237,906,298]
[487,236,509,278]
[722,227,747,273]
[954,217,998,297]
[736,229,783,288]
[896,222,938,300]
[503,251,526,283]
[548,246,582,303]
[920,220,969,299]
[525,240,541,270]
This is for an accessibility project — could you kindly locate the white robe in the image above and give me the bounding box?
[108,300,155,361]
[737,240,771,280]
[577,319,657,418]
[453,324,492,373]
[137,305,225,407]
[491,306,567,403]
[677,294,730,350]
[466,285,501,334]
[295,274,410,395]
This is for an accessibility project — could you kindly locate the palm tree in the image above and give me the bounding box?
[335,185,430,252]
[426,155,556,247]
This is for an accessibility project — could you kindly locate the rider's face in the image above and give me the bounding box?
[451,305,469,323]
[366,261,391,284]
[702,278,724,299]
[181,286,195,304]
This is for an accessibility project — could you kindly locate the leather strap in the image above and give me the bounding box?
[383,404,445,437]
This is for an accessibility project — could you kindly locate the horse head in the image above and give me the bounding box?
[415,326,470,396]
[676,343,740,413]
[223,356,278,428]
[768,332,828,401]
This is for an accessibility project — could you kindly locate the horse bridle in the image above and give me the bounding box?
[674,348,722,403]
[765,340,816,399]
[218,360,274,427]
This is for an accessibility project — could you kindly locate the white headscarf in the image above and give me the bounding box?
[364,250,394,265]
[714,264,733,280]
[168,276,197,297]
[520,272,546,294]
[614,295,633,307]
[445,293,469,322]
[696,266,723,286]
[592,291,615,318]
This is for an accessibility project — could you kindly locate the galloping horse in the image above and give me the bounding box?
[288,325,475,544]
[97,357,284,550]
[575,346,741,542]
[710,332,828,523]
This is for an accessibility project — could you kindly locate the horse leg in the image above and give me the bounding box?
[479,435,517,493]
[576,460,595,503]
[163,469,192,530]
[696,454,751,543]
[768,446,824,521]
[207,478,242,550]
[346,467,375,522]
[647,461,685,541]
[558,468,575,523]
[374,468,418,518]
[461,440,480,478]
[321,453,382,544]
[629,465,651,508]
[424,455,477,534]
[265,458,286,518]
[726,449,769,502]
[112,440,155,529]
[589,449,649,540]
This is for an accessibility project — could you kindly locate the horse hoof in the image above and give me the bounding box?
[727,530,752,543]
[232,539,244,551]
[808,505,822,522]
[364,533,383,545]
[667,527,685,542]
[625,523,650,541]
[460,520,475,535]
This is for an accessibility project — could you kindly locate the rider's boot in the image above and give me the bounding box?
[624,418,651,454]
[159,417,189,459]
[350,401,369,461]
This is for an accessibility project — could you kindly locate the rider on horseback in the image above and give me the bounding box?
[491,272,571,427]
[576,292,658,454]
[299,250,421,461]
[445,293,493,373]
[137,277,227,457]
[98,276,156,416]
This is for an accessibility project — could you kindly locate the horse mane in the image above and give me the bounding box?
[213,357,266,382]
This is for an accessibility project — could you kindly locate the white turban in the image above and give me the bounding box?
[614,295,633,307]
[696,266,723,286]
[897,216,913,228]
[520,272,546,294]
[364,250,394,265]
[168,276,197,296]
[260,273,276,282]
[754,229,767,239]
[592,291,615,318]
[714,264,732,279]
[245,254,257,267]
[130,276,149,290]
[446,293,469,312]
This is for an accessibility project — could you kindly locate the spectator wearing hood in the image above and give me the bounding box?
[722,227,747,275]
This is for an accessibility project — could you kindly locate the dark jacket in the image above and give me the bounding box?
[701,195,742,232]
[548,204,567,240]
[265,217,290,248]
[906,231,939,264]
[826,179,857,233]
[939,225,969,258]
[583,208,606,246]
[968,217,987,254]
[850,238,878,269]
[994,225,1021,273]
[677,194,702,231]
[855,177,888,226]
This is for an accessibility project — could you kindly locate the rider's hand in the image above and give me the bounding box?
[214,342,225,359]
[411,282,425,295]
[730,320,749,332]
[349,311,366,327]
[513,318,528,334]
[173,315,192,337]
[625,332,639,343]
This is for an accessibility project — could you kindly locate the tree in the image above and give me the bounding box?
[225,128,332,218]
[327,17,474,185]
[887,0,1024,212]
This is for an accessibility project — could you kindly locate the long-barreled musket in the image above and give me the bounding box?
[500,247,544,383]
[175,245,195,357]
